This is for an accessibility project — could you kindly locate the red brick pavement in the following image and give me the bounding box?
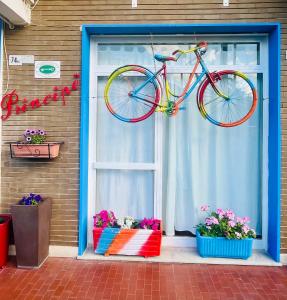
[0,257,287,300]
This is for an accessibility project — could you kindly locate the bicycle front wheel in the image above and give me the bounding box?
[198,70,258,127]
[104,66,161,123]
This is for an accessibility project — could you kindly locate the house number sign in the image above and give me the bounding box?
[1,74,80,121]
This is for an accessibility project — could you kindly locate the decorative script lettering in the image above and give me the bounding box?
[1,73,80,121]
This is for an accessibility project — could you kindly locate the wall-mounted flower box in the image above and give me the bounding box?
[93,225,162,258]
[8,142,64,159]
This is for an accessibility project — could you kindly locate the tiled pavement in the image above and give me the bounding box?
[0,257,287,300]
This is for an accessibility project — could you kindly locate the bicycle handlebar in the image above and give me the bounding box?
[172,41,208,56]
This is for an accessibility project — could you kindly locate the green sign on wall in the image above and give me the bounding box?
[35,61,61,79]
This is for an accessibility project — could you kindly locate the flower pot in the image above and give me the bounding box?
[196,231,253,259]
[11,198,52,268]
[93,225,162,258]
[0,215,11,268]
[10,142,62,158]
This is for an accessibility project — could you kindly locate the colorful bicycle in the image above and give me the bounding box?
[104,41,258,127]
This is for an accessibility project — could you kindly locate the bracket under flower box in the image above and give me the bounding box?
[7,142,64,159]
[93,224,162,258]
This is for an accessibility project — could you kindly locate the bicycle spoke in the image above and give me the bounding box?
[229,101,244,121]
[204,96,226,106]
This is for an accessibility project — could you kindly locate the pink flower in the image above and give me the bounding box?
[216,208,225,218]
[139,218,160,230]
[94,210,116,228]
[225,209,235,220]
[228,220,236,228]
[147,219,153,226]
[236,217,243,224]
[205,218,213,226]
[242,216,250,223]
[242,225,249,234]
[200,205,209,212]
[205,216,219,226]
[152,223,159,230]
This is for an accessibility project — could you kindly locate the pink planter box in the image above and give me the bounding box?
[10,143,62,158]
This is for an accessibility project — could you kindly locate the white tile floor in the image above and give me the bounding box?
[78,245,282,266]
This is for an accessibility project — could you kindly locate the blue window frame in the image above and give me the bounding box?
[80,23,281,262]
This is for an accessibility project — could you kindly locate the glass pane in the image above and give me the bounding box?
[235,43,259,65]
[96,170,154,219]
[221,43,234,65]
[98,41,260,67]
[98,43,193,68]
[204,44,221,65]
[96,77,155,163]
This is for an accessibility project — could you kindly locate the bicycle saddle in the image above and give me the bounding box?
[154,54,176,62]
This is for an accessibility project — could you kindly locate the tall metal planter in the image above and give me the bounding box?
[11,198,52,268]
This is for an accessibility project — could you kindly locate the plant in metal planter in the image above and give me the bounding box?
[93,210,162,257]
[11,193,52,268]
[9,129,62,158]
[0,215,11,268]
[196,205,256,259]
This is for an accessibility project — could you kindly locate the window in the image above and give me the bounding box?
[88,35,268,248]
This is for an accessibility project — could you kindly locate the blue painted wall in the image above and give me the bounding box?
[79,23,281,261]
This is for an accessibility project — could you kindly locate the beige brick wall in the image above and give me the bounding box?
[1,0,286,250]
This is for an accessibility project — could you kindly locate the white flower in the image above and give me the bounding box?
[235,232,242,239]
[125,219,133,229]
[118,216,135,229]
[117,218,124,227]
[123,216,134,229]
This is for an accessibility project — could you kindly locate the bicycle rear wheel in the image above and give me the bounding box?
[198,70,257,127]
[104,66,160,123]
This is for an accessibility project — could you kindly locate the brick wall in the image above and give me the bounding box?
[1,0,286,251]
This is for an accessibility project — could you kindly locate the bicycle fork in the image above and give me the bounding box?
[197,53,229,100]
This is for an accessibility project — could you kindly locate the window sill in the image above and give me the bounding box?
[78,245,281,266]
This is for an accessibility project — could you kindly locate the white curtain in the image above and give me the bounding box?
[95,78,155,219]
[163,74,261,235]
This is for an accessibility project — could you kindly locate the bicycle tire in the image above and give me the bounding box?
[197,70,258,127]
[104,65,161,123]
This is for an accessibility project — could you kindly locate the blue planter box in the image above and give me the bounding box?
[196,231,253,259]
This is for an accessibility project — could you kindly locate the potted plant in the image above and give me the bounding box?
[11,193,52,268]
[0,214,11,268]
[9,128,63,158]
[196,205,256,259]
[93,210,162,257]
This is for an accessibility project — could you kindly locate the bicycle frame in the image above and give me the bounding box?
[131,50,228,112]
